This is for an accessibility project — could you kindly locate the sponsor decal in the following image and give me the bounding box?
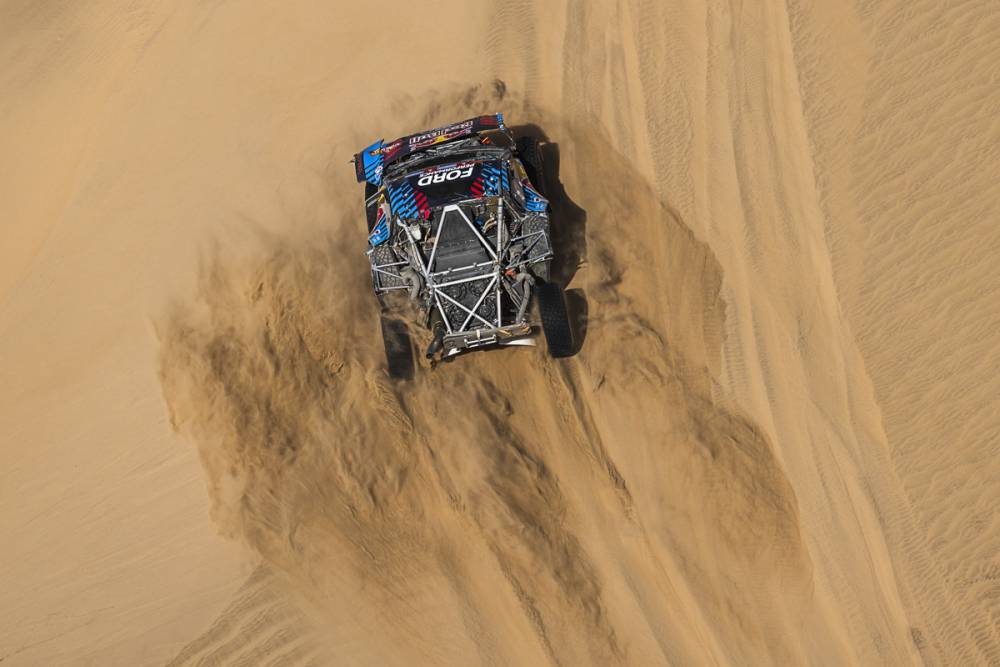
[521,179,548,211]
[374,140,402,159]
[416,164,474,186]
[421,161,475,173]
[407,120,474,147]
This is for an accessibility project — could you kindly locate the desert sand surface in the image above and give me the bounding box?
[1,0,998,665]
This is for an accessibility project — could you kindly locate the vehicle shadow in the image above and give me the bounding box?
[510,123,588,354]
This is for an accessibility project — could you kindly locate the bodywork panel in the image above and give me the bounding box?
[353,114,505,187]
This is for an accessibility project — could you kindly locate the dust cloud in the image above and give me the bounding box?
[158,86,818,665]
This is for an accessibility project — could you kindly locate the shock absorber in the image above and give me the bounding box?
[425,313,445,359]
[514,270,535,323]
[399,267,422,300]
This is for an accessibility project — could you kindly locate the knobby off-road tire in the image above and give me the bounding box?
[516,136,546,195]
[537,281,574,358]
[379,313,414,380]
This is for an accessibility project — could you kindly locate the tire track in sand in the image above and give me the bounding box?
[167,566,322,667]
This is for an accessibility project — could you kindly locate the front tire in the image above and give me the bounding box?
[516,136,546,194]
[537,281,574,358]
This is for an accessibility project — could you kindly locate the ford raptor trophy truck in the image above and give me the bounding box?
[352,114,573,375]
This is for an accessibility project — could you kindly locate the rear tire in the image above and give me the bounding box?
[379,314,414,380]
[516,136,546,194]
[537,282,574,358]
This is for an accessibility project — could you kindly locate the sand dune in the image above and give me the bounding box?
[1,1,998,665]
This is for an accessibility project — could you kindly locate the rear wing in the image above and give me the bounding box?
[353,113,506,186]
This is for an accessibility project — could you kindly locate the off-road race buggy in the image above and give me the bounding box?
[352,113,573,375]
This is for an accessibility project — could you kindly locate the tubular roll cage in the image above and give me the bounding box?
[368,187,551,342]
